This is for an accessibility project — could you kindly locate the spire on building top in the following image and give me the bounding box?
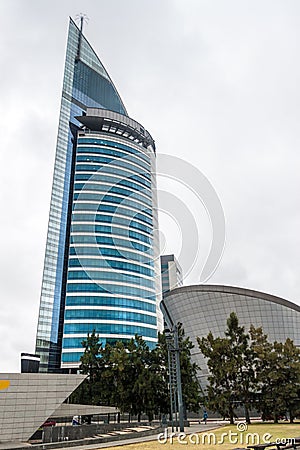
[75,14,89,60]
[75,13,89,33]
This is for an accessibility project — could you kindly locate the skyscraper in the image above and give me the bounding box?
[35,18,161,372]
[160,254,183,297]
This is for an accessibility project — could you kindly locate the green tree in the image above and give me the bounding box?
[80,330,102,378]
[280,339,300,422]
[127,335,168,421]
[198,313,256,424]
[71,327,201,421]
[225,313,256,424]
[250,326,300,423]
[198,331,236,423]
[98,340,131,410]
[199,315,300,425]
[70,330,102,404]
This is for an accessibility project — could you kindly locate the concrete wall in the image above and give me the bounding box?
[42,422,165,445]
[50,403,118,418]
[0,373,85,443]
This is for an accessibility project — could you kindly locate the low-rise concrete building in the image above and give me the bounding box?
[0,373,85,442]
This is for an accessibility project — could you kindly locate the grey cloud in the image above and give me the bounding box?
[1,0,300,371]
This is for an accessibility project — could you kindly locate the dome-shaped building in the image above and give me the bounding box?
[163,284,300,387]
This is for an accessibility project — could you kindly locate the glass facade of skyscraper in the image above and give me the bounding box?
[160,254,183,298]
[35,19,161,371]
[61,109,159,366]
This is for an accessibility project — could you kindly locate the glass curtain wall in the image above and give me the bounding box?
[35,18,127,371]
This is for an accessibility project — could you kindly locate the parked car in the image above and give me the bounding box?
[41,419,56,427]
[261,413,286,421]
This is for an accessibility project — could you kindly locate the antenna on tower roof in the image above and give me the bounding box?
[75,13,89,33]
[75,14,89,61]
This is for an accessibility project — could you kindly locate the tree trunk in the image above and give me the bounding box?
[137,413,141,422]
[245,404,251,425]
[183,403,187,420]
[229,405,234,424]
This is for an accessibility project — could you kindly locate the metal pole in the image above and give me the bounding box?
[167,347,174,432]
[174,325,184,432]
[173,376,178,432]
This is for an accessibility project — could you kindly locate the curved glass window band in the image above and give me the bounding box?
[74,177,151,195]
[71,213,152,234]
[69,246,154,266]
[62,341,157,362]
[70,235,152,253]
[68,258,154,276]
[67,270,154,289]
[76,150,151,172]
[63,322,157,338]
[73,187,152,207]
[66,282,156,299]
[77,138,151,164]
[70,224,153,245]
[75,161,151,181]
[64,309,156,325]
[72,204,153,226]
[65,295,156,311]
[75,172,151,189]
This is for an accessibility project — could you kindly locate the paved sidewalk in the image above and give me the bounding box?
[0,421,224,450]
[56,422,223,450]
[0,445,30,450]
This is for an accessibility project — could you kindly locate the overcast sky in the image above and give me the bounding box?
[1,0,300,372]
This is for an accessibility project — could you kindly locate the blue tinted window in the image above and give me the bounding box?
[69,246,154,266]
[65,295,156,311]
[63,322,157,338]
[70,224,152,245]
[62,337,130,349]
[75,164,151,186]
[67,270,154,289]
[74,178,151,196]
[64,309,156,325]
[61,352,84,362]
[61,339,157,361]
[73,60,126,115]
[76,161,151,180]
[77,138,150,163]
[75,172,151,189]
[71,213,152,234]
[68,258,154,276]
[70,235,151,253]
[76,151,150,171]
[74,186,151,205]
[72,204,153,225]
[66,282,155,299]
